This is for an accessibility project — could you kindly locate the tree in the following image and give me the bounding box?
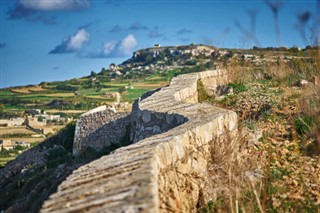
[91,71,97,77]
[0,104,4,115]
[145,54,154,64]
[100,68,107,75]
[39,81,48,88]
[164,48,171,57]
[118,86,126,94]
[0,104,4,113]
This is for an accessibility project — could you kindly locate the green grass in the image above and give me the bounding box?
[0,145,30,167]
[294,114,317,136]
[216,95,237,107]
[4,104,26,110]
[77,88,104,96]
[201,200,225,213]
[0,90,17,97]
[197,79,215,103]
[0,157,16,167]
[0,133,33,138]
[145,74,168,83]
[121,88,149,102]
[227,83,249,93]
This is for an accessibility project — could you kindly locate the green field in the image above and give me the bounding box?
[0,69,177,117]
[0,156,15,167]
[0,146,28,167]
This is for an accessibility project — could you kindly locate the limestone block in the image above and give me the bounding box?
[142,110,152,123]
[152,125,161,134]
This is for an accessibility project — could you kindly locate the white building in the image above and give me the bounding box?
[0,117,25,127]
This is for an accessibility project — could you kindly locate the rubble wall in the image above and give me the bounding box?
[42,69,237,213]
[73,106,130,156]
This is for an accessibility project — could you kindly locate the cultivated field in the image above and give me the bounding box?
[0,127,34,136]
[11,85,47,94]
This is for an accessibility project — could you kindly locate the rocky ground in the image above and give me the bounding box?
[214,80,320,212]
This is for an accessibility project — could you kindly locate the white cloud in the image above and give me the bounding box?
[67,29,90,51]
[118,34,138,56]
[19,0,90,11]
[49,28,89,54]
[86,34,138,58]
[103,41,117,55]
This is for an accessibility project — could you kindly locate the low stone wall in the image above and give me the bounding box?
[130,69,228,143]
[41,69,237,212]
[73,106,130,156]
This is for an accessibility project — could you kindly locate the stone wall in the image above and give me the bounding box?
[130,69,228,143]
[73,106,131,156]
[41,69,238,213]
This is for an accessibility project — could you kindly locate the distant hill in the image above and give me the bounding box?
[0,44,317,118]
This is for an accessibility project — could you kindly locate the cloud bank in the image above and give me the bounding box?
[49,28,90,54]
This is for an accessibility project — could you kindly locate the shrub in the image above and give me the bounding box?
[197,80,214,103]
[294,114,316,136]
[184,60,197,66]
[228,83,249,93]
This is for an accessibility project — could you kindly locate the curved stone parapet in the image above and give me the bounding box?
[41,69,237,213]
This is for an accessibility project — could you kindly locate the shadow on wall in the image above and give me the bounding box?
[75,114,132,156]
[75,109,188,155]
[130,109,188,143]
[130,87,189,143]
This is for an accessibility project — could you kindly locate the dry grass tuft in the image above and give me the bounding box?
[264,60,292,80]
[225,58,257,84]
[295,85,320,155]
[207,128,266,212]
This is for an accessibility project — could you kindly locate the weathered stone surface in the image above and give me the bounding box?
[41,69,237,213]
[311,75,319,86]
[73,106,130,156]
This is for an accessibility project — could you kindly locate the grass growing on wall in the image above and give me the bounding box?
[197,79,214,103]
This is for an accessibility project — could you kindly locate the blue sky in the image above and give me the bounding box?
[1,0,319,88]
